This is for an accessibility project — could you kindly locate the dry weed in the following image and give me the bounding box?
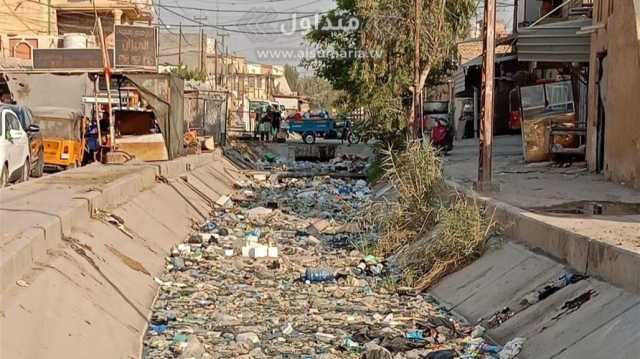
[366,141,495,290]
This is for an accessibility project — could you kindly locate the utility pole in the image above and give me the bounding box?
[513,0,519,34]
[47,0,51,35]
[214,38,218,89]
[193,14,208,74]
[199,27,204,72]
[217,32,229,88]
[412,0,422,136]
[478,0,497,190]
[178,22,182,66]
[97,18,115,153]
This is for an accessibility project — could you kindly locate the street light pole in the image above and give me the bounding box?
[478,0,496,190]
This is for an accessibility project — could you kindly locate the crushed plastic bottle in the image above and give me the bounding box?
[478,343,501,354]
[303,267,334,283]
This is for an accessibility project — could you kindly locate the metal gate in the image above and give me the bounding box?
[184,91,228,146]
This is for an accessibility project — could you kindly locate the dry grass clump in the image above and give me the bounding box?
[413,196,494,291]
[367,141,494,291]
[372,142,446,256]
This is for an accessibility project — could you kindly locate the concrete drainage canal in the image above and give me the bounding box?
[3,148,640,359]
[142,173,493,359]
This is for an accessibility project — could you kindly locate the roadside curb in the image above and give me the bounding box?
[0,153,215,293]
[446,179,640,294]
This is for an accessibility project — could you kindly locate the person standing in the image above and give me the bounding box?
[271,107,281,142]
[260,106,272,142]
[86,119,101,163]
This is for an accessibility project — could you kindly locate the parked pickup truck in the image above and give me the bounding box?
[288,113,359,144]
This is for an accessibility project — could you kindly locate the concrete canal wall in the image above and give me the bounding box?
[0,152,242,359]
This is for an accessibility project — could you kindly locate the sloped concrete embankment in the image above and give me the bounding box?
[420,181,640,358]
[430,241,640,358]
[0,154,243,359]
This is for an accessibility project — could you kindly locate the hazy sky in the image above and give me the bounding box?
[156,0,515,66]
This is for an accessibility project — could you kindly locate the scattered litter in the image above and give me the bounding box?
[215,195,232,208]
[486,307,514,328]
[143,164,508,358]
[552,290,598,320]
[95,209,134,238]
[499,337,526,359]
[303,267,335,283]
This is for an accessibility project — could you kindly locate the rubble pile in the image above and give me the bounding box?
[143,174,523,359]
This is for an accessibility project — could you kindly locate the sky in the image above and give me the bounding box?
[155,0,515,67]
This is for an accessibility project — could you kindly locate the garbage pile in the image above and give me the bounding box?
[143,174,524,359]
[255,153,371,175]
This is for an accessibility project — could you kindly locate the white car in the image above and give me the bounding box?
[0,108,30,187]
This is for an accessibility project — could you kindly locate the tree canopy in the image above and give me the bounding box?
[305,0,474,142]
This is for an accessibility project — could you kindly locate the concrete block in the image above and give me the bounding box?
[29,216,63,263]
[0,228,40,291]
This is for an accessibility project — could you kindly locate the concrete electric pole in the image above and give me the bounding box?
[412,0,422,136]
[478,0,497,190]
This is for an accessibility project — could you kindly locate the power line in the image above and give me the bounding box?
[158,4,308,34]
[154,11,328,28]
[154,4,319,15]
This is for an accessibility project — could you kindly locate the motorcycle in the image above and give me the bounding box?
[430,117,454,153]
[416,115,454,153]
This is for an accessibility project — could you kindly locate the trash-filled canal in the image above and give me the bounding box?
[143,171,521,358]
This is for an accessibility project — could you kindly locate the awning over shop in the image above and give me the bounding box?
[516,19,592,63]
[5,73,93,112]
[453,55,517,95]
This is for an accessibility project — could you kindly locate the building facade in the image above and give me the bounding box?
[586,0,640,188]
[0,0,153,64]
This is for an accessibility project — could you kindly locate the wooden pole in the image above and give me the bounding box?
[96,18,115,151]
[199,26,204,72]
[412,0,422,136]
[214,38,218,89]
[93,76,102,146]
[478,0,496,189]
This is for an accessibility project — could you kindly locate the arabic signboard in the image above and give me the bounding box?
[33,48,113,70]
[114,25,157,69]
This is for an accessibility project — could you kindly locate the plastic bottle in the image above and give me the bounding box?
[303,267,335,283]
[478,343,501,354]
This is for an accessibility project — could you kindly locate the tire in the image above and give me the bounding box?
[21,159,30,183]
[348,133,360,144]
[303,132,316,144]
[32,150,45,178]
[1,165,8,188]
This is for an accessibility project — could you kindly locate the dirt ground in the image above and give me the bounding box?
[443,135,640,250]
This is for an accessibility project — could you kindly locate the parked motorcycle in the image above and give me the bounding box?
[430,117,454,153]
